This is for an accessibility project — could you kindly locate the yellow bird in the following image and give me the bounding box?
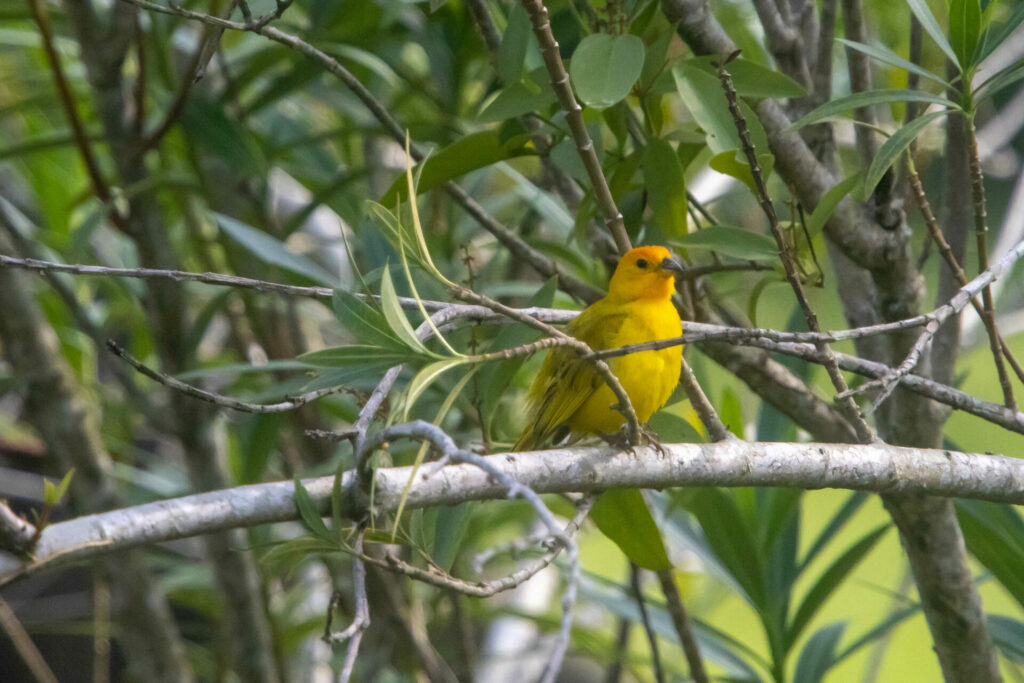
[515,245,684,450]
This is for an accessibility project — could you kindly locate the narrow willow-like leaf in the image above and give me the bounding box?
[392,367,477,542]
[786,524,889,647]
[294,479,332,542]
[949,0,982,69]
[789,89,955,131]
[862,110,950,199]
[836,40,952,88]
[403,358,469,421]
[806,173,863,238]
[906,0,961,68]
[379,266,432,356]
[793,621,847,683]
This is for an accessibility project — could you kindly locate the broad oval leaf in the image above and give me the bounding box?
[862,110,950,199]
[672,63,742,154]
[671,226,779,261]
[642,138,689,237]
[687,56,807,99]
[789,89,956,131]
[569,34,645,109]
[590,488,672,571]
[478,77,558,121]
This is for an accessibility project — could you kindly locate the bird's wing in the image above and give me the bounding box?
[514,304,629,450]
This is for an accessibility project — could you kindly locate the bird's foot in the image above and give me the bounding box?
[601,424,666,457]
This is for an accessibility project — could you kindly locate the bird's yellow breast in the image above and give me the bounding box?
[567,298,682,434]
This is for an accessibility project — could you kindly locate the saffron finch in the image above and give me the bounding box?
[515,245,684,450]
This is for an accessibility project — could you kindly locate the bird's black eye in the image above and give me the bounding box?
[636,258,648,269]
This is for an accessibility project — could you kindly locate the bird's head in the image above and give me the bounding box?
[607,245,684,302]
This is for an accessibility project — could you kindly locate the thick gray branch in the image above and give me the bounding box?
[4,440,1023,584]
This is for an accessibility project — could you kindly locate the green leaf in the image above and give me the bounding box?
[687,56,807,99]
[642,138,689,237]
[479,277,557,437]
[975,59,1024,99]
[331,289,405,350]
[294,479,332,542]
[831,605,919,665]
[675,488,766,607]
[862,110,950,200]
[590,489,672,571]
[806,173,863,238]
[672,63,742,154]
[380,130,534,205]
[789,89,955,131]
[708,149,775,193]
[949,0,982,68]
[976,2,1024,64]
[403,358,467,420]
[957,500,1024,608]
[570,34,645,109]
[793,621,847,683]
[51,468,74,506]
[906,0,960,68]
[430,503,474,572]
[379,267,432,356]
[299,345,419,367]
[798,491,869,573]
[646,408,702,442]
[214,213,336,286]
[478,77,558,122]
[786,524,889,647]
[499,4,531,84]
[988,615,1024,664]
[836,40,952,88]
[180,96,265,171]
[671,226,778,261]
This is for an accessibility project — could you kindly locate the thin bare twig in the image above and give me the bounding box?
[630,566,666,683]
[518,0,631,254]
[106,340,352,414]
[26,0,126,231]
[965,119,1016,409]
[678,354,732,441]
[716,57,875,443]
[365,496,593,598]
[655,568,709,683]
[325,529,369,683]
[905,160,1024,385]
[0,595,59,683]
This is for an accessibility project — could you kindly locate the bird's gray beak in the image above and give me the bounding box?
[659,257,685,275]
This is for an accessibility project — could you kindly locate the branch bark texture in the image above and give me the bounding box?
[4,439,1023,585]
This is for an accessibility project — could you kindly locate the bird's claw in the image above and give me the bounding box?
[601,423,666,457]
